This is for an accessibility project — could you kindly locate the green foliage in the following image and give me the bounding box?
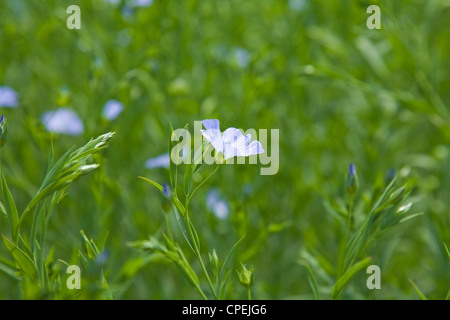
[0,132,113,298]
[0,0,449,299]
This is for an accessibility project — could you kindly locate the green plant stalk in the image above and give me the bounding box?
[343,178,397,270]
[195,284,208,300]
[247,287,252,300]
[337,196,353,278]
[186,165,219,209]
[196,249,217,299]
[165,211,174,243]
[181,163,220,300]
[184,210,218,300]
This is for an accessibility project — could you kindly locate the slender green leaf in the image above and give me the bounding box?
[0,256,20,280]
[332,257,371,299]
[162,232,175,251]
[187,164,219,206]
[172,196,186,216]
[188,218,200,251]
[299,261,321,300]
[2,174,19,243]
[399,212,423,223]
[0,201,6,217]
[409,279,428,300]
[138,176,163,192]
[174,207,194,252]
[217,234,246,298]
[443,243,450,260]
[80,230,99,259]
[2,235,38,281]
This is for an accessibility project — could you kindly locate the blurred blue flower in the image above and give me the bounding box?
[388,168,395,180]
[103,99,124,120]
[233,48,250,68]
[349,162,356,176]
[0,86,18,108]
[41,108,84,136]
[146,152,170,169]
[95,250,110,265]
[201,119,264,160]
[130,0,153,7]
[206,189,229,220]
[163,183,170,199]
[288,0,306,12]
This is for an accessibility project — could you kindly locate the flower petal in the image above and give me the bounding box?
[145,153,170,169]
[41,108,84,136]
[201,129,223,154]
[222,127,244,144]
[206,189,229,219]
[202,119,220,130]
[0,86,19,108]
[244,140,264,156]
[103,99,124,120]
[222,128,245,159]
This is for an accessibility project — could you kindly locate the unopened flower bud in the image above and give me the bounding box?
[236,263,254,289]
[0,115,7,148]
[385,168,395,184]
[161,183,172,213]
[345,162,359,195]
[79,164,100,175]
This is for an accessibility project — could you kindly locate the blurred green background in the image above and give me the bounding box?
[0,0,449,299]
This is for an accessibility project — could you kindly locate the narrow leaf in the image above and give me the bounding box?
[218,234,246,298]
[174,208,194,252]
[138,176,163,192]
[399,212,423,223]
[172,196,186,216]
[2,175,19,243]
[409,279,428,300]
[443,243,450,260]
[299,261,321,300]
[332,257,371,299]
[2,235,38,281]
[0,256,20,280]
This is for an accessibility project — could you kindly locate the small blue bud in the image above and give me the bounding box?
[163,183,170,199]
[345,162,359,195]
[161,183,172,213]
[0,114,7,148]
[387,168,395,182]
[349,162,356,176]
[95,250,110,265]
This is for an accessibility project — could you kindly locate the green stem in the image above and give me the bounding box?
[337,197,354,279]
[195,285,208,300]
[165,212,174,243]
[345,198,354,248]
[183,206,218,300]
[187,165,219,208]
[195,245,218,300]
[247,288,252,300]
